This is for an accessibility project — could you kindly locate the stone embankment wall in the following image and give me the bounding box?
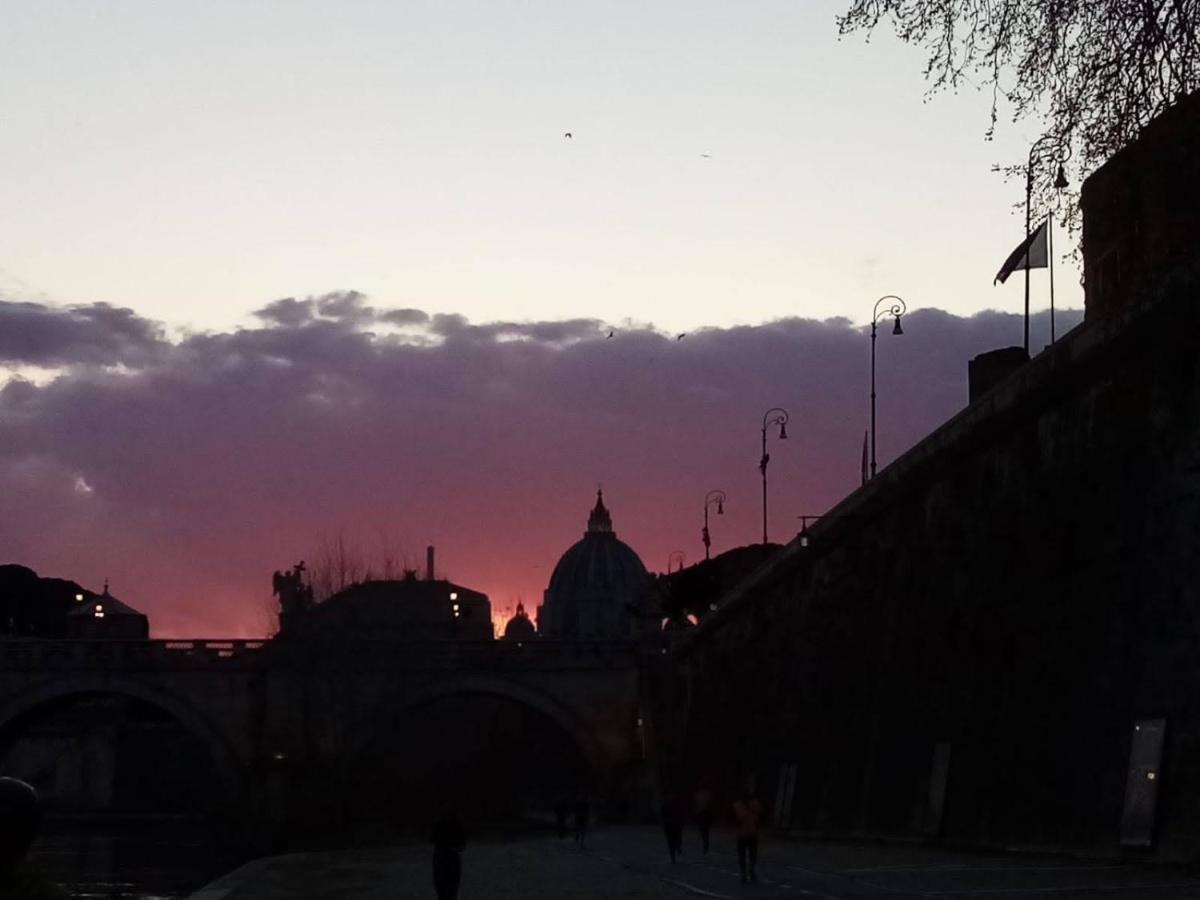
[669,92,1200,857]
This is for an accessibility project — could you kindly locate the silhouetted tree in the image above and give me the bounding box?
[840,0,1198,220]
[306,531,415,601]
[308,533,368,602]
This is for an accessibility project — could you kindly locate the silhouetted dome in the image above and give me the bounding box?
[538,491,648,639]
[547,534,647,599]
[502,602,537,641]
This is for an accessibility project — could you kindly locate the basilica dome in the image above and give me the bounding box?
[537,491,648,640]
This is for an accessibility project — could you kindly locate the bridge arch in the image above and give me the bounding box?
[0,674,246,804]
[347,674,606,776]
[341,674,612,823]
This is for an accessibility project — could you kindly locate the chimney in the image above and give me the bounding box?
[426,546,435,581]
[968,347,1029,403]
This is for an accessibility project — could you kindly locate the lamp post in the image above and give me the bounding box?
[870,296,905,480]
[798,515,815,549]
[668,550,686,574]
[797,513,861,549]
[1050,162,1069,344]
[760,408,789,544]
[1023,135,1068,352]
[702,489,727,561]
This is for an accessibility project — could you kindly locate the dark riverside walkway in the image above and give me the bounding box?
[189,826,1200,899]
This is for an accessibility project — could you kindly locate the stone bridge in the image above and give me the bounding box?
[0,637,645,828]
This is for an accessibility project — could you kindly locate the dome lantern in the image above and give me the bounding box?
[586,489,613,535]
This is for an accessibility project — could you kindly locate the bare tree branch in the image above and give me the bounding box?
[839,0,1199,230]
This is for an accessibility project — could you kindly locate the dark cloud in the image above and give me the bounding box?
[0,300,166,367]
[254,297,314,327]
[0,296,1081,637]
[314,290,372,323]
[379,308,430,327]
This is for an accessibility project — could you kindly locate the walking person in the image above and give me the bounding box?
[430,807,466,900]
[693,777,714,855]
[732,783,762,885]
[553,793,570,839]
[661,790,684,864]
[572,792,590,849]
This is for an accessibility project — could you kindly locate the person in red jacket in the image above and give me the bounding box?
[731,784,762,885]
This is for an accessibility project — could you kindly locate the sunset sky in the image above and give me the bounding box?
[0,2,1081,635]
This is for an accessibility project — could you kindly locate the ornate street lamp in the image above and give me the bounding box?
[702,489,727,561]
[797,512,861,549]
[760,408,789,544]
[1024,136,1069,351]
[798,515,814,549]
[870,296,905,480]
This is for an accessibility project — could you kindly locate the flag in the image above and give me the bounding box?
[994,219,1048,284]
[861,429,869,485]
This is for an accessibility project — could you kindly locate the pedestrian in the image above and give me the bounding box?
[572,793,590,849]
[661,791,684,863]
[693,776,714,855]
[731,783,762,885]
[0,778,66,899]
[430,807,466,900]
[553,793,569,839]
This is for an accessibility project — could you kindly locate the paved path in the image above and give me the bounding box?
[189,826,1200,899]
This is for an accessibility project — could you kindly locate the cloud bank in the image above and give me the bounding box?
[0,293,1080,636]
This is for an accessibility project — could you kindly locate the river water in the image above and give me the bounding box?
[30,825,244,899]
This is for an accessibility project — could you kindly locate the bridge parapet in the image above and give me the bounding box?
[0,637,651,673]
[276,638,646,671]
[0,639,267,671]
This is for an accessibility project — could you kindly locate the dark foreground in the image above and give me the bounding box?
[30,823,242,899]
[189,826,1200,899]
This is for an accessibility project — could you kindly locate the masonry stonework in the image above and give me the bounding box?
[667,90,1200,857]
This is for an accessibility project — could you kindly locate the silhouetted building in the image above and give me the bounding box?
[0,565,146,638]
[501,602,536,641]
[65,583,149,640]
[537,491,648,640]
[1082,90,1200,321]
[281,573,492,641]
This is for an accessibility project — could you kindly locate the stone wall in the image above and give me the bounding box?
[1082,90,1200,321]
[670,234,1200,857]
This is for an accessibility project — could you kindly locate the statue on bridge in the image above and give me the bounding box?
[273,562,314,633]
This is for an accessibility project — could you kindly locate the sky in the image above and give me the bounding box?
[0,2,1084,635]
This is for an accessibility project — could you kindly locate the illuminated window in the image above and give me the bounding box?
[452,602,461,618]
[449,592,458,601]
[74,593,84,602]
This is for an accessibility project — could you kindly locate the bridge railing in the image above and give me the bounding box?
[0,636,655,671]
[0,639,268,670]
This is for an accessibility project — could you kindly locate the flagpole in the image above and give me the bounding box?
[1048,215,1056,344]
[1024,164,1032,354]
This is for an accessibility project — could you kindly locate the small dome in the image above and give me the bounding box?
[502,603,536,641]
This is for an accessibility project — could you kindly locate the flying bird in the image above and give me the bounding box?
[564,132,572,139]
[676,333,687,341]
[700,153,711,158]
[606,330,615,339]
